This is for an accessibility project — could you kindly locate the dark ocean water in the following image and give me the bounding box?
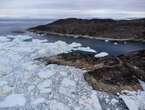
[0,19,145,56]
[35,34,145,56]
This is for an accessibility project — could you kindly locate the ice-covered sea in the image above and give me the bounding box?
[0,34,145,110]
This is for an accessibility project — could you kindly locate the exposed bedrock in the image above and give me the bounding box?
[36,50,145,94]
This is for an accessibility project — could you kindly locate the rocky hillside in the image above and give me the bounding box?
[29,18,145,40]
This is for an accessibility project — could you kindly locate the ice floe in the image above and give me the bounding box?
[37,79,52,94]
[120,80,145,110]
[120,91,145,110]
[105,39,109,42]
[0,37,10,42]
[73,46,96,53]
[114,42,118,45]
[49,100,71,110]
[38,68,56,79]
[59,78,76,97]
[95,52,109,58]
[31,97,46,105]
[0,94,26,107]
[139,80,145,91]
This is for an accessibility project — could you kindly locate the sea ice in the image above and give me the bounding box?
[73,46,96,53]
[0,34,145,110]
[32,97,46,105]
[49,100,71,110]
[37,79,52,94]
[120,90,145,110]
[59,78,76,97]
[38,68,56,79]
[139,80,145,90]
[0,94,26,107]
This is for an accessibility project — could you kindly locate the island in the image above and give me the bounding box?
[28,18,145,40]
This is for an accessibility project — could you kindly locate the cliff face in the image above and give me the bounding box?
[29,18,145,40]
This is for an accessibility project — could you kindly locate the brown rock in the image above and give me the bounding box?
[85,50,145,94]
[36,50,145,94]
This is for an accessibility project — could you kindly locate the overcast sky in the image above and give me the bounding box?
[0,0,145,19]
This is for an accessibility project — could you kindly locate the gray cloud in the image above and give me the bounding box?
[0,0,145,19]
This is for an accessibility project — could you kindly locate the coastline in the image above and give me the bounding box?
[28,18,145,42]
[29,30,145,42]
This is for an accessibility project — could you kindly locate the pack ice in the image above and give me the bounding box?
[0,34,145,110]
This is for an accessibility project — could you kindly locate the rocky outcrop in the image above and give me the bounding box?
[29,18,145,40]
[36,51,98,70]
[85,50,145,93]
[36,50,145,94]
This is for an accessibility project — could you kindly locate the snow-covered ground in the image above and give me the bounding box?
[0,34,145,110]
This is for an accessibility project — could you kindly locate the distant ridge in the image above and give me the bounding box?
[29,18,145,40]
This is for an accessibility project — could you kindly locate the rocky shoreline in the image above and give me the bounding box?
[36,50,145,94]
[28,18,145,41]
